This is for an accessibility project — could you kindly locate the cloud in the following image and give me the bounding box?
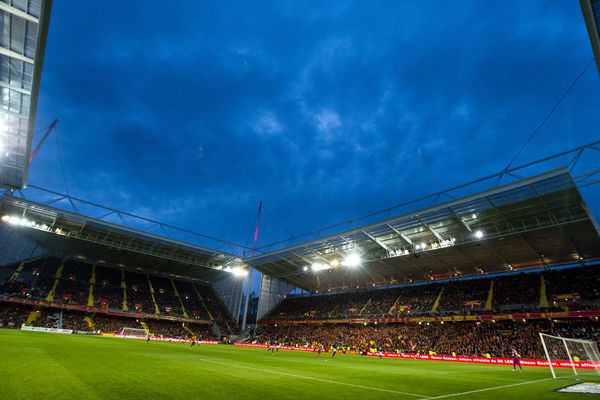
[314,109,342,137]
[252,112,283,135]
[29,0,600,248]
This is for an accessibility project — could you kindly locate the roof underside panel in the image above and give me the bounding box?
[246,170,600,292]
[0,194,239,282]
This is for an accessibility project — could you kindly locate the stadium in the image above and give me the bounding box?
[1,1,600,399]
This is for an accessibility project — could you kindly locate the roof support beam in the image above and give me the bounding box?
[386,224,413,246]
[0,2,39,23]
[413,216,444,241]
[362,230,391,252]
[289,250,319,266]
[0,81,31,96]
[0,47,34,65]
[447,209,473,233]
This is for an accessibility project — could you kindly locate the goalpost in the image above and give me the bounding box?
[539,333,600,379]
[120,327,149,337]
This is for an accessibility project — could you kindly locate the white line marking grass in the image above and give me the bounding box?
[197,355,428,397]
[424,377,556,399]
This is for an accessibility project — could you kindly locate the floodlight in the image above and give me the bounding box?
[311,263,327,272]
[302,266,309,271]
[342,253,361,268]
[230,267,248,277]
[329,259,339,268]
[474,230,484,239]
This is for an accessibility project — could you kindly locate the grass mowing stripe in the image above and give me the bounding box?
[197,355,429,398]
[423,377,556,399]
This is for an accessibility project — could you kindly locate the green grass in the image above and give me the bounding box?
[0,328,592,399]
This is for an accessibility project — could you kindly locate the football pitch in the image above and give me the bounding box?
[0,329,590,399]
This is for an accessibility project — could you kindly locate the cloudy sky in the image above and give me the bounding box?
[29,1,600,251]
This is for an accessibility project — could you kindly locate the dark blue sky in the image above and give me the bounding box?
[30,1,600,250]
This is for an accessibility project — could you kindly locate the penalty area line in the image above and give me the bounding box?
[424,377,556,399]
[196,356,428,398]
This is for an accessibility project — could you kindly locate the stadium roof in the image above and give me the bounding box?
[0,192,250,283]
[1,141,599,289]
[0,0,52,190]
[245,168,600,292]
[581,0,600,76]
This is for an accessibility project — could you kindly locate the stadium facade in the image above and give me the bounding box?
[0,0,52,190]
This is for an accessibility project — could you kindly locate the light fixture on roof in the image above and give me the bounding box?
[229,267,248,277]
[311,263,328,272]
[303,266,309,271]
[474,230,484,239]
[472,214,477,219]
[329,259,339,268]
[3,215,33,226]
[342,253,361,268]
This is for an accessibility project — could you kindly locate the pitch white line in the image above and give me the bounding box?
[197,356,428,398]
[424,377,555,399]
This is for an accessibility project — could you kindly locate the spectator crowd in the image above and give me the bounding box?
[252,319,599,359]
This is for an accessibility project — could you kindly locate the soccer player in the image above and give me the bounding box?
[378,345,384,359]
[331,343,337,358]
[511,348,523,372]
[190,337,196,349]
[267,339,277,353]
[146,335,150,343]
[316,344,324,357]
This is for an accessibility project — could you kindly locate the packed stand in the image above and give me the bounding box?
[175,281,210,320]
[438,278,490,315]
[34,310,89,331]
[0,303,29,328]
[253,318,599,359]
[124,271,156,314]
[150,276,182,316]
[54,261,91,306]
[93,266,124,311]
[265,266,600,321]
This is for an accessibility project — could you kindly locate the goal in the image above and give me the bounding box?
[120,327,149,337]
[539,333,600,379]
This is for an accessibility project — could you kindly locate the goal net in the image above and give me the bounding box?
[539,333,600,379]
[120,327,149,337]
